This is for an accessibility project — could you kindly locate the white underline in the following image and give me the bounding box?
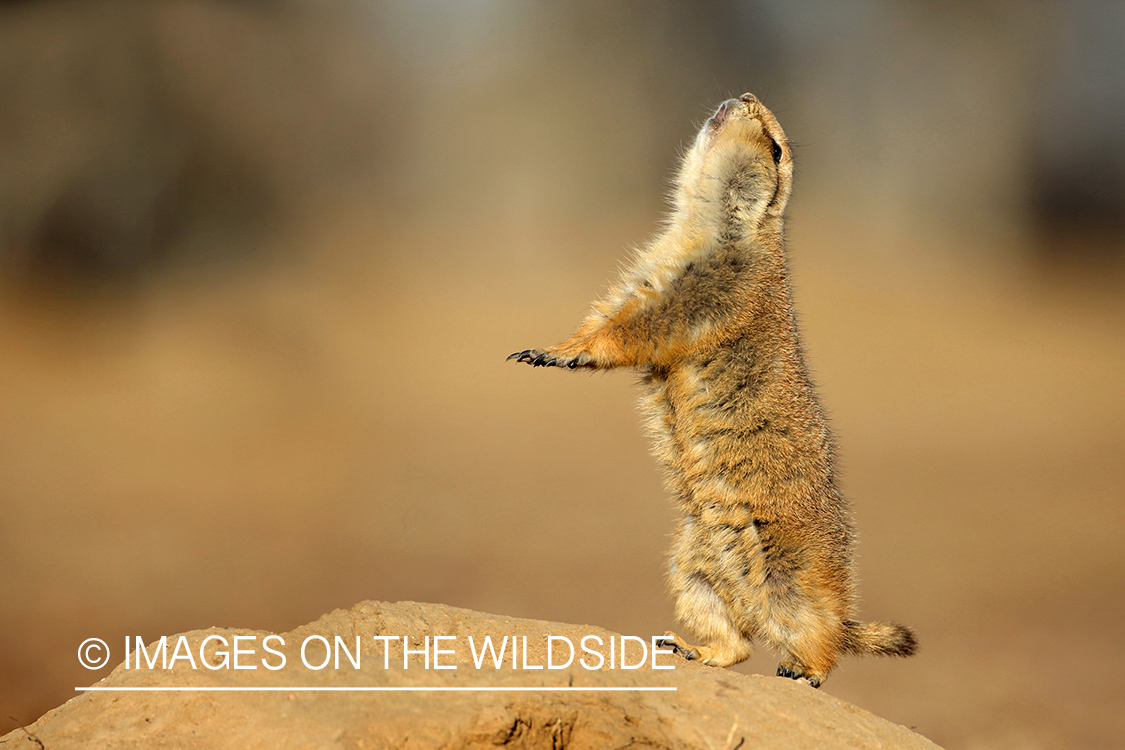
[76,686,677,692]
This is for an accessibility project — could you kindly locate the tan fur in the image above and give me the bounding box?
[509,94,916,687]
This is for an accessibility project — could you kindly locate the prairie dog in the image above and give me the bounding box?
[509,94,915,687]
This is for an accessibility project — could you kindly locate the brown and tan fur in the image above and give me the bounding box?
[509,94,915,687]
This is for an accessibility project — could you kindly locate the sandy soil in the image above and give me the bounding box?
[1,601,940,750]
[1,211,1122,749]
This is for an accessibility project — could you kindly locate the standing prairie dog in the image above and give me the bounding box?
[509,93,916,687]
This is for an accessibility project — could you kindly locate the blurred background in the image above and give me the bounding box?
[1,1,1122,747]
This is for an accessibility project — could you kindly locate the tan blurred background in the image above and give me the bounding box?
[1,1,1123,748]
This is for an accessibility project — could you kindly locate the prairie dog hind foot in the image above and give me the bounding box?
[777,661,823,689]
[659,631,752,669]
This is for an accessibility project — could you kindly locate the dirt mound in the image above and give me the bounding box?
[3,600,938,749]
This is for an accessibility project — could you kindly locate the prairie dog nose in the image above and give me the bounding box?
[713,98,739,124]
[713,93,758,125]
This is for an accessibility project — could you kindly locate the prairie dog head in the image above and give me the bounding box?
[675,93,794,226]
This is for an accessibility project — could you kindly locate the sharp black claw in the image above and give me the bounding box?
[567,360,578,369]
[777,664,817,685]
[658,634,701,661]
[532,353,549,366]
[506,352,521,361]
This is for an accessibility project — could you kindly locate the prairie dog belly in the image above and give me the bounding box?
[648,355,857,631]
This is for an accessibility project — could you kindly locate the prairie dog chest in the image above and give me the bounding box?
[640,359,742,463]
[640,342,799,513]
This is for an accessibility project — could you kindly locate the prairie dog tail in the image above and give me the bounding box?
[841,620,917,657]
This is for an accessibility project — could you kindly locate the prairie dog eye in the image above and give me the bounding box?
[771,140,783,164]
